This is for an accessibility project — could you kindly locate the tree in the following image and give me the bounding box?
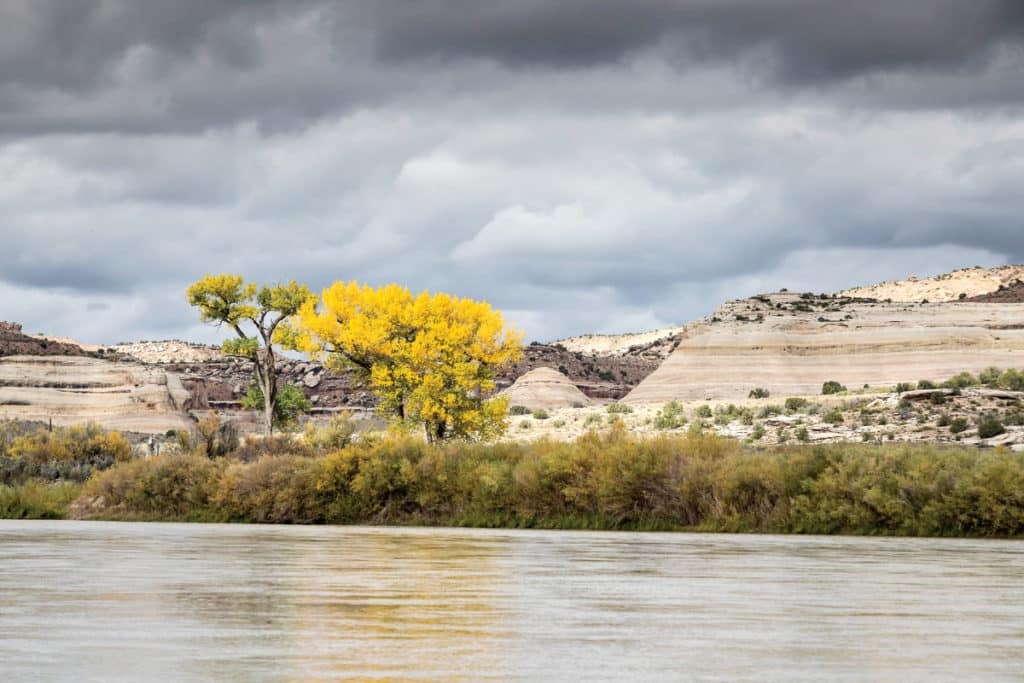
[240,383,311,432]
[187,274,313,435]
[286,281,522,442]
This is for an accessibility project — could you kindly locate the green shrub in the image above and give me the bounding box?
[949,417,969,434]
[822,381,846,395]
[748,388,770,399]
[977,418,1006,439]
[784,397,809,411]
[532,409,550,420]
[695,405,713,418]
[937,414,951,427]
[509,405,531,416]
[796,427,810,442]
[584,414,603,428]
[0,481,80,519]
[917,380,936,390]
[999,369,1024,392]
[606,403,633,415]
[822,410,845,425]
[944,372,978,390]
[653,401,687,430]
[979,367,1003,387]
[896,382,914,393]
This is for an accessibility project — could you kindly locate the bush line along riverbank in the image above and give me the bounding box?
[3,425,1023,536]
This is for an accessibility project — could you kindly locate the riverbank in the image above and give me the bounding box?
[4,428,1023,537]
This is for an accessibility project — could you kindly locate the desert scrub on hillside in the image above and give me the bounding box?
[606,403,633,415]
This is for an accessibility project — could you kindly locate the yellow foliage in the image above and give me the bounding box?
[291,282,522,442]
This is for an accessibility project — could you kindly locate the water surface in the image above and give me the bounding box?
[1,521,1022,681]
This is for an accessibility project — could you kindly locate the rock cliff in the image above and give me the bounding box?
[625,292,1024,403]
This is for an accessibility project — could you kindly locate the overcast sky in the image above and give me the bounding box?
[2,1,1023,345]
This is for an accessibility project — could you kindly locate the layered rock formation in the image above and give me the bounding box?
[501,367,593,410]
[625,293,1024,403]
[0,356,192,433]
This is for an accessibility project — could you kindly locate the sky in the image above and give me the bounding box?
[1,1,1023,345]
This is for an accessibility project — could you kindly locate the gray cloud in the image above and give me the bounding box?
[0,1,1022,344]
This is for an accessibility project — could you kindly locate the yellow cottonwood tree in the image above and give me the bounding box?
[187,274,313,435]
[286,281,522,442]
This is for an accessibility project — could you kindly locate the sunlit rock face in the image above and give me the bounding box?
[0,356,192,433]
[624,293,1024,403]
[501,367,593,410]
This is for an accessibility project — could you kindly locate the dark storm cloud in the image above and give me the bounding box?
[2,0,1024,139]
[363,1,1024,85]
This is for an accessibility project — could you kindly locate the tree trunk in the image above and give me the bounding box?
[259,345,277,436]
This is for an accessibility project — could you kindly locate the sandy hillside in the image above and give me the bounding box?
[838,265,1024,302]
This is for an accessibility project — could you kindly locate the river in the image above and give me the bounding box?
[1,520,1022,681]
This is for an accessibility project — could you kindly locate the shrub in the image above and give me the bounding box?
[749,424,765,441]
[796,427,810,442]
[653,401,687,430]
[917,380,936,390]
[552,420,566,428]
[509,405,531,416]
[822,381,846,395]
[532,409,550,420]
[937,414,951,427]
[977,418,1006,439]
[229,434,313,463]
[784,397,809,411]
[949,417,969,434]
[78,455,222,519]
[895,382,914,393]
[0,481,80,519]
[304,414,357,451]
[1000,369,1024,392]
[695,405,713,418]
[606,403,633,415]
[944,372,978,390]
[584,414,603,428]
[979,367,1003,387]
[748,388,770,399]
[822,410,844,425]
